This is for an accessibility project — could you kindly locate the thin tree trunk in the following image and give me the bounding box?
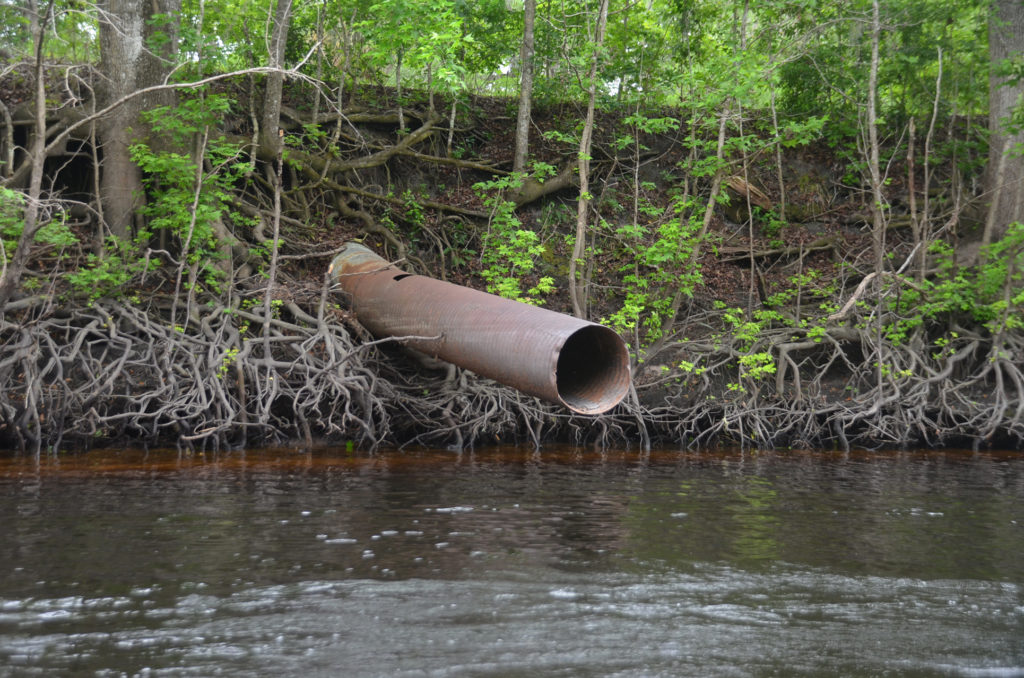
[396,49,405,131]
[737,1,755,311]
[907,116,919,275]
[513,0,536,173]
[867,0,885,277]
[259,0,292,158]
[770,85,785,222]
[261,135,285,425]
[920,47,942,280]
[447,98,458,157]
[569,0,609,319]
[0,0,54,312]
[311,0,325,125]
[0,99,13,179]
[982,137,1011,260]
[331,14,354,148]
[866,0,886,393]
[427,63,434,115]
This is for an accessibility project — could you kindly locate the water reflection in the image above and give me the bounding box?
[0,447,1021,676]
[728,475,780,564]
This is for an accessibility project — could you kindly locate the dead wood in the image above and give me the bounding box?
[717,236,839,263]
[508,162,578,206]
[254,110,443,169]
[327,181,488,219]
[397,148,507,175]
[724,175,773,212]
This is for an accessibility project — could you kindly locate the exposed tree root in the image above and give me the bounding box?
[1,74,1020,454]
[0,277,635,453]
[637,314,1024,451]
[2,275,1019,454]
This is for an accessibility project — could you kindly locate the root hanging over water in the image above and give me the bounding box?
[1,287,1021,453]
[0,296,388,452]
[0,288,623,453]
[636,314,1024,451]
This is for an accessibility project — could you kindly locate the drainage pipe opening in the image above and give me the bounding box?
[555,325,631,415]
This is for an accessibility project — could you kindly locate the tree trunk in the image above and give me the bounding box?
[0,0,53,312]
[513,0,536,174]
[568,0,609,319]
[984,0,1024,252]
[258,0,293,159]
[866,0,887,396]
[866,0,886,277]
[919,47,942,280]
[97,0,180,241]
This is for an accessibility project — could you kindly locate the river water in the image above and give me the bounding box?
[0,447,1021,677]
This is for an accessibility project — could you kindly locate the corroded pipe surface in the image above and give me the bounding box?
[328,243,630,414]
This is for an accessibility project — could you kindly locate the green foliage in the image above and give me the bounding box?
[130,94,249,292]
[980,222,1024,335]
[35,218,78,248]
[739,352,777,381]
[401,189,426,228]
[765,269,821,307]
[443,223,476,269]
[0,188,27,258]
[779,0,987,147]
[723,306,781,352]
[16,0,1022,396]
[29,0,990,141]
[886,225,1024,344]
[0,4,31,54]
[542,128,579,147]
[0,188,78,260]
[472,173,554,304]
[622,112,680,140]
[217,346,240,379]
[776,115,829,149]
[604,191,705,346]
[179,0,288,74]
[357,0,475,96]
[68,237,159,302]
[64,93,250,301]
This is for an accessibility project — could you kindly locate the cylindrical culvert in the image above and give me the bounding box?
[328,242,630,414]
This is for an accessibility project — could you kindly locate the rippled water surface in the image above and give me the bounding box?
[0,447,1022,677]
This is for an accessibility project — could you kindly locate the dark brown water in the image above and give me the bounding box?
[0,447,1022,677]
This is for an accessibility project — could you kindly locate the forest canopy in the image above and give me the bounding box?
[0,0,1022,453]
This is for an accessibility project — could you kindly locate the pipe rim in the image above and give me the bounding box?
[555,325,631,415]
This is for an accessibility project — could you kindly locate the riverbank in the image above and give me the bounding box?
[1,288,1019,454]
[1,82,1021,453]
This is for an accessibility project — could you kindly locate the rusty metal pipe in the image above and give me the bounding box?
[328,242,630,414]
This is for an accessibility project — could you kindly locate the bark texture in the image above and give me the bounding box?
[258,0,293,158]
[97,0,180,240]
[985,0,1024,249]
[513,0,536,174]
[569,0,610,319]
